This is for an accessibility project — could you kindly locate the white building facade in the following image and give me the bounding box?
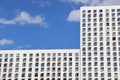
[0,49,80,80]
[80,5,120,80]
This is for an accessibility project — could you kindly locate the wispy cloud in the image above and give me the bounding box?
[32,0,50,7]
[61,0,85,4]
[65,0,120,22]
[62,0,120,6]
[0,11,48,27]
[0,39,14,46]
[16,45,31,49]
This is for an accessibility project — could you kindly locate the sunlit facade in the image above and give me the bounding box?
[0,49,80,80]
[80,5,120,80]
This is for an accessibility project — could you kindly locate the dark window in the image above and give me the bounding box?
[113,37,116,40]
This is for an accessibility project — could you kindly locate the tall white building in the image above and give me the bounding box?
[0,49,80,80]
[80,5,120,80]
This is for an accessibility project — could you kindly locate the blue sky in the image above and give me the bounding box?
[0,0,119,50]
[0,0,81,49]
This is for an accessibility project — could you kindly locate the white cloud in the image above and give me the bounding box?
[0,39,14,46]
[0,11,47,27]
[82,0,120,6]
[67,9,80,22]
[17,45,31,49]
[66,0,120,22]
[62,0,90,4]
[98,0,120,6]
[32,0,50,7]
[62,0,120,6]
